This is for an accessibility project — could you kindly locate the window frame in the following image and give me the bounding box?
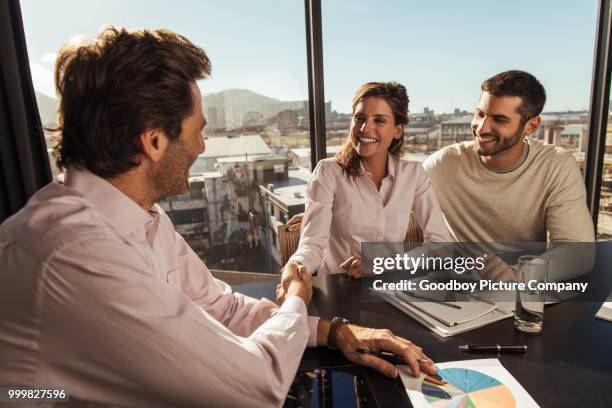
[584,0,612,235]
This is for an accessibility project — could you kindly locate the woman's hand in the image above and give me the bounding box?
[276,262,312,306]
[286,213,304,232]
[340,255,362,279]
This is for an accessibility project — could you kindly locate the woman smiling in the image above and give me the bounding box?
[285,82,449,278]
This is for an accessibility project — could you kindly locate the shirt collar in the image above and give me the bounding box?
[387,155,397,179]
[359,154,396,180]
[65,166,155,236]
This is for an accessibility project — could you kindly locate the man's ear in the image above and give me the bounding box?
[524,116,541,136]
[140,129,168,162]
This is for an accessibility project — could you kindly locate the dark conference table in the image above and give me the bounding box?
[237,242,612,407]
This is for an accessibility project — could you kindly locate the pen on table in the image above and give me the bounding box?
[459,344,527,353]
[356,348,433,365]
[356,348,447,385]
[398,291,462,310]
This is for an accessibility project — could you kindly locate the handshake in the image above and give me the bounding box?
[275,261,312,306]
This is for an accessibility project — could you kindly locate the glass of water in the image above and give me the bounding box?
[514,255,548,334]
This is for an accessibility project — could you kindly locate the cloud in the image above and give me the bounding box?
[67,33,90,45]
[41,52,57,65]
[29,63,56,98]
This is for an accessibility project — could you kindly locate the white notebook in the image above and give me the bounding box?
[395,291,496,326]
[377,291,514,337]
[596,302,612,322]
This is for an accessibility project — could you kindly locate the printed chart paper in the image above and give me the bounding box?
[399,358,539,408]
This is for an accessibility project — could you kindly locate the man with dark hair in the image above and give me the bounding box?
[0,26,435,407]
[423,70,594,280]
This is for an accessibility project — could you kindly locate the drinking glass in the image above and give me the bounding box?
[514,255,548,334]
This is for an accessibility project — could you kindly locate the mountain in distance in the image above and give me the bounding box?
[202,89,305,129]
[35,91,60,127]
[33,88,306,130]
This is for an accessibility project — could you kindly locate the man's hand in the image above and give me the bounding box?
[276,262,312,306]
[479,254,517,282]
[339,256,362,279]
[286,213,304,232]
[333,323,437,378]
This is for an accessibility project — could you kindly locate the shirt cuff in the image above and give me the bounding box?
[306,316,320,347]
[279,297,319,346]
[288,254,313,275]
[279,295,307,316]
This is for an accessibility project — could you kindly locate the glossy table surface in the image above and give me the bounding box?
[237,241,612,407]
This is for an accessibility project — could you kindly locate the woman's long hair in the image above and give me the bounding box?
[335,82,409,178]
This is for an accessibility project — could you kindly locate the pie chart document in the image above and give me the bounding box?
[399,358,539,408]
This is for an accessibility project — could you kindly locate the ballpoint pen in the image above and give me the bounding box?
[459,344,527,353]
[356,348,433,365]
[356,349,447,385]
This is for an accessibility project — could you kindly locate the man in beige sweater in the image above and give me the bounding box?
[423,70,594,280]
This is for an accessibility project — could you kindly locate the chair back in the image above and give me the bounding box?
[405,212,424,243]
[277,212,422,268]
[278,224,301,266]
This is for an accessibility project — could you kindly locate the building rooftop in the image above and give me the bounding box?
[441,115,473,125]
[215,154,285,163]
[260,167,311,208]
[290,145,341,158]
[540,111,589,122]
[200,134,271,158]
[189,171,222,180]
[561,124,588,135]
[406,126,437,135]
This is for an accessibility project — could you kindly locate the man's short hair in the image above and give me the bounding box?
[53,26,211,178]
[481,70,546,126]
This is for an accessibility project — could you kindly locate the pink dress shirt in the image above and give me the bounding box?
[289,157,450,275]
[0,168,319,407]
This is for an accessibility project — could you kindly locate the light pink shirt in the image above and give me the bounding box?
[0,168,319,408]
[289,157,450,275]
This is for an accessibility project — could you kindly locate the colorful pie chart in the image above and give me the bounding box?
[422,368,516,408]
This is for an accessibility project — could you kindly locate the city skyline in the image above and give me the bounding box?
[21,0,598,114]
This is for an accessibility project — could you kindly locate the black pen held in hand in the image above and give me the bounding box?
[356,348,433,365]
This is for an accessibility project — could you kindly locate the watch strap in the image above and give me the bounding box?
[328,317,349,349]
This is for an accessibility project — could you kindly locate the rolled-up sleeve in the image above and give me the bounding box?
[45,237,310,407]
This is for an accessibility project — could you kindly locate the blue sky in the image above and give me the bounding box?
[21,0,598,114]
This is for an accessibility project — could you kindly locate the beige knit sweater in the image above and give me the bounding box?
[423,138,595,280]
[423,138,594,243]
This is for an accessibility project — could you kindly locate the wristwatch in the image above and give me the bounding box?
[328,317,349,349]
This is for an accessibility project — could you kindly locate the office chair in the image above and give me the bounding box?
[277,212,424,267]
[404,212,424,243]
[278,224,301,266]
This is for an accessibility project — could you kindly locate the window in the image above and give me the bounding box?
[19,0,609,279]
[21,0,312,275]
[596,77,612,239]
[321,0,599,169]
[173,209,206,225]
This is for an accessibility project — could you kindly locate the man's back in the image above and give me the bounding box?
[423,138,594,243]
[0,169,311,407]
